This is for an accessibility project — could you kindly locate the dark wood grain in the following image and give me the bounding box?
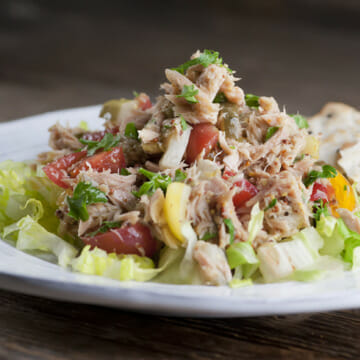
[0,288,359,360]
[0,1,360,359]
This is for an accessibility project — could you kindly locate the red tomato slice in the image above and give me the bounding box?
[310,182,335,203]
[70,146,126,177]
[81,127,119,142]
[222,169,236,180]
[81,223,157,257]
[232,179,258,208]
[43,151,87,188]
[185,124,219,164]
[137,93,152,111]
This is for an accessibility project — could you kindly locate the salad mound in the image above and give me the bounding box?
[1,50,360,287]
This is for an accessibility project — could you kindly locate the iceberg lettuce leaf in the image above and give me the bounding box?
[3,215,78,267]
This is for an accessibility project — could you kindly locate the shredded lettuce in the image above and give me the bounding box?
[154,246,203,285]
[247,203,264,244]
[71,245,160,281]
[225,203,263,283]
[3,215,77,267]
[229,278,253,288]
[0,161,61,233]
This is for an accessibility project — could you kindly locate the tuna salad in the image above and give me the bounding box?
[1,50,360,287]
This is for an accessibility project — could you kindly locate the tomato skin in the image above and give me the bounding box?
[43,151,87,188]
[137,93,152,111]
[70,146,126,177]
[81,223,157,257]
[310,182,335,203]
[81,127,119,142]
[222,169,236,180]
[185,124,219,164]
[232,179,258,208]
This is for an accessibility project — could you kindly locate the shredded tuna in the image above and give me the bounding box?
[78,203,120,236]
[193,241,232,285]
[337,208,360,234]
[49,123,84,151]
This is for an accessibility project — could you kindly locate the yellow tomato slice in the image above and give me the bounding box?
[329,171,356,217]
[164,182,191,242]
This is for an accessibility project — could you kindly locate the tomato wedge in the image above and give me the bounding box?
[70,146,126,177]
[81,223,157,257]
[43,150,87,188]
[310,182,335,204]
[232,179,258,208]
[185,123,219,164]
[81,127,119,142]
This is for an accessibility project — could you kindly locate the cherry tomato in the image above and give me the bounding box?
[232,179,258,208]
[81,223,157,257]
[137,93,152,111]
[310,182,335,203]
[81,127,119,142]
[43,151,87,188]
[70,146,126,177]
[185,124,219,164]
[222,169,236,180]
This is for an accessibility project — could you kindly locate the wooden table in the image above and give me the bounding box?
[0,2,359,359]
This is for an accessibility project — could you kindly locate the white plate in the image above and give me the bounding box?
[1,106,360,318]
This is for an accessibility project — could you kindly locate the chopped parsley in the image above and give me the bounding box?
[290,114,309,129]
[180,115,189,131]
[213,92,227,104]
[265,198,277,211]
[176,85,199,104]
[303,165,337,188]
[172,49,231,74]
[265,126,279,141]
[79,133,121,156]
[120,168,131,176]
[294,154,305,163]
[124,122,139,140]
[201,232,217,241]
[174,169,187,182]
[313,199,329,222]
[133,168,172,198]
[224,218,235,244]
[133,90,139,97]
[245,94,260,108]
[67,182,108,221]
[344,185,348,191]
[87,221,122,237]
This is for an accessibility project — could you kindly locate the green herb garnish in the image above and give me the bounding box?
[133,168,172,198]
[124,122,139,140]
[294,154,305,163]
[303,165,337,187]
[201,232,217,241]
[180,115,189,131]
[133,91,139,97]
[264,198,277,211]
[213,92,227,104]
[67,182,108,221]
[174,169,187,182]
[173,49,231,74]
[224,218,235,244]
[120,168,131,176]
[313,199,329,222]
[245,94,260,108]
[265,126,279,141]
[80,133,121,156]
[344,185,348,191]
[290,114,309,129]
[87,221,122,237]
[177,85,199,104]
